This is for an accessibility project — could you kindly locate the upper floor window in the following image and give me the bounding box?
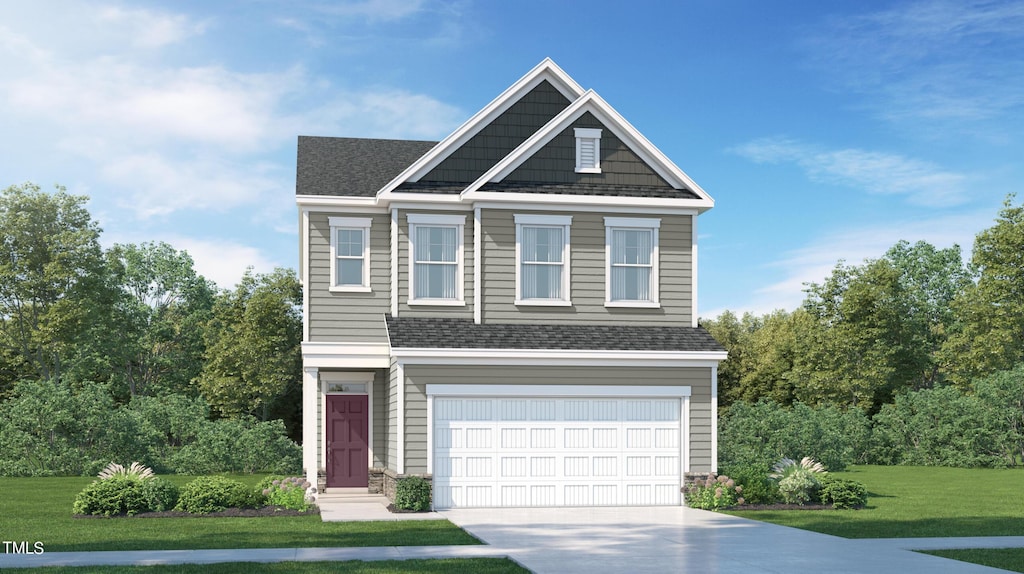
[605,217,660,307]
[574,128,602,173]
[515,214,572,306]
[408,213,466,305]
[329,216,372,292]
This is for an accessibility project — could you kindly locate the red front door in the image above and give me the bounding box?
[326,394,369,488]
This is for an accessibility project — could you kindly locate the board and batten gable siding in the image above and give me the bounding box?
[400,365,714,475]
[480,209,692,325]
[505,112,674,188]
[397,211,475,319]
[307,211,390,343]
[421,80,571,183]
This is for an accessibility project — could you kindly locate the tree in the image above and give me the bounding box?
[701,310,758,408]
[196,268,302,422]
[943,195,1024,385]
[0,183,106,384]
[104,242,215,397]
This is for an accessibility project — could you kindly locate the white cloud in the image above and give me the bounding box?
[732,137,970,207]
[315,0,427,21]
[721,211,992,317]
[805,1,1024,127]
[96,6,208,48]
[170,237,283,288]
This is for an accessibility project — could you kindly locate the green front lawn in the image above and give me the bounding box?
[726,465,1024,538]
[0,559,528,574]
[0,476,478,551]
[922,548,1024,573]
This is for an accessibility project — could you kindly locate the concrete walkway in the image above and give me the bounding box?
[316,492,446,522]
[3,506,1024,571]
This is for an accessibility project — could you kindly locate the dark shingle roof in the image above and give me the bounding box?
[395,181,465,194]
[480,182,701,199]
[296,136,437,197]
[385,316,725,352]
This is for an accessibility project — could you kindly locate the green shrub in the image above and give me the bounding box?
[73,476,149,516]
[261,476,312,511]
[394,476,432,511]
[719,400,870,472]
[139,476,179,511]
[171,417,301,475]
[818,475,868,509]
[719,463,779,505]
[175,476,258,513]
[685,474,745,511]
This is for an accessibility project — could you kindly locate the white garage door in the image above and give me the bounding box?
[432,396,683,508]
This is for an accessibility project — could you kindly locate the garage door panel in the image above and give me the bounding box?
[433,397,683,508]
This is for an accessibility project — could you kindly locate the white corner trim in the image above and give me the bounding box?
[397,362,406,475]
[711,364,718,474]
[391,208,399,317]
[473,207,481,324]
[376,58,586,198]
[604,216,661,228]
[682,396,691,474]
[426,384,691,398]
[692,214,699,328]
[301,211,310,343]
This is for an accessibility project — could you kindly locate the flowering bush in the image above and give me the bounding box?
[261,476,313,511]
[684,474,746,511]
[770,457,827,505]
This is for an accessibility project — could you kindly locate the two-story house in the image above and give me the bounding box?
[296,59,726,509]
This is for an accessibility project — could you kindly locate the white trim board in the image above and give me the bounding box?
[426,384,691,397]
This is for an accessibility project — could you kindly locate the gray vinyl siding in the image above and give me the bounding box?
[421,80,570,183]
[506,112,674,188]
[401,365,714,475]
[308,211,390,342]
[387,357,399,470]
[397,211,474,319]
[480,209,692,325]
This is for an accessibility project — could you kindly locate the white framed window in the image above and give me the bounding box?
[574,127,602,173]
[408,213,466,305]
[605,217,660,307]
[329,216,372,292]
[515,214,572,306]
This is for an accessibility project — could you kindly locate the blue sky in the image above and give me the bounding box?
[2,1,1022,317]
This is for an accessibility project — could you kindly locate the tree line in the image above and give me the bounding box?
[704,195,1024,467]
[0,183,302,475]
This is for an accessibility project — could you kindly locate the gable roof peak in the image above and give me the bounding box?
[376,58,586,199]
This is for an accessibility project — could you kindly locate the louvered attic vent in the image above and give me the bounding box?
[574,127,602,173]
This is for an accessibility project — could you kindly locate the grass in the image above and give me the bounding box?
[726,465,1024,538]
[0,476,479,552]
[0,558,529,574]
[922,548,1024,573]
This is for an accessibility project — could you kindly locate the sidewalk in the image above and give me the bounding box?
[0,545,514,569]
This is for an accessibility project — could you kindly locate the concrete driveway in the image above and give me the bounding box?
[440,506,1010,574]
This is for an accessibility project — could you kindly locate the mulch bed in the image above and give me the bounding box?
[730,503,836,511]
[385,504,429,513]
[74,506,321,519]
